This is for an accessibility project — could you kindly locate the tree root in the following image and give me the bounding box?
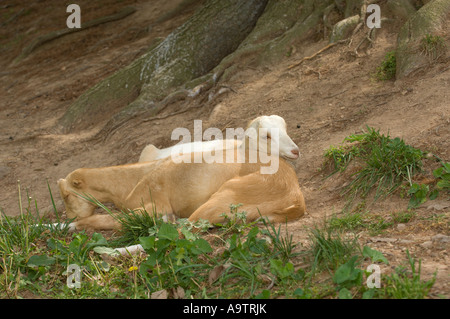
[287,39,347,70]
[12,6,137,65]
[91,71,230,142]
[354,27,376,57]
[1,8,24,27]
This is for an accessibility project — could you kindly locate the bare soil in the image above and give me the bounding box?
[1,0,448,297]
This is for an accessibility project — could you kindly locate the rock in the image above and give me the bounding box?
[432,234,450,243]
[387,0,416,21]
[396,0,450,79]
[426,202,449,211]
[397,223,406,231]
[369,237,397,243]
[329,15,360,43]
[420,241,433,249]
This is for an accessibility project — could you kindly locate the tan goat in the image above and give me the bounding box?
[58,126,305,231]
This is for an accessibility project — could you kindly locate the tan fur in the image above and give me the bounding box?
[58,146,306,231]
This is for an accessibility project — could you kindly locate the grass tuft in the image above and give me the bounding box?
[374,51,396,81]
[324,126,424,208]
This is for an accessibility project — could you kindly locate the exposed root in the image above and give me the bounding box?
[1,8,24,27]
[354,27,377,57]
[12,6,137,65]
[287,40,347,70]
[92,72,235,142]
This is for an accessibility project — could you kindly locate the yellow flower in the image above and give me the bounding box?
[128,266,138,272]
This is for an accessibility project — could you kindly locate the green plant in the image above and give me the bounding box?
[375,51,396,81]
[391,211,416,224]
[328,212,394,236]
[408,161,449,208]
[308,226,360,273]
[217,227,272,297]
[324,127,424,208]
[324,128,383,174]
[348,136,422,202]
[333,255,363,298]
[408,183,430,208]
[328,211,366,231]
[332,246,389,299]
[434,162,450,190]
[216,204,256,234]
[139,222,213,293]
[260,218,297,262]
[378,250,435,299]
[47,232,108,266]
[421,34,447,62]
[362,245,389,264]
[323,145,358,173]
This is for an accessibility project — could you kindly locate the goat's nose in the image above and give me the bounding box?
[291,149,299,157]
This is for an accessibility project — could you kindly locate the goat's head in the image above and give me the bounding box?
[58,174,96,219]
[245,115,300,160]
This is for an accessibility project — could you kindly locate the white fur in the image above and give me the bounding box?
[138,115,300,162]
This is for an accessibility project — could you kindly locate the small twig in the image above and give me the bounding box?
[266,276,276,290]
[218,85,237,94]
[287,40,347,70]
[355,28,377,56]
[324,89,348,99]
[373,101,388,107]
[142,103,203,123]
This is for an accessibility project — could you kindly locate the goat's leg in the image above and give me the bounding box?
[72,214,120,231]
[73,199,175,231]
[135,200,177,222]
[188,198,304,224]
[187,174,305,224]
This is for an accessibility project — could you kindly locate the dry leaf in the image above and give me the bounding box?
[208,264,227,285]
[151,289,168,299]
[173,286,185,299]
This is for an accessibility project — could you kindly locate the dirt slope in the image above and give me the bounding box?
[0,0,448,297]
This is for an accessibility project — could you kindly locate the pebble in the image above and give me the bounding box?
[420,241,433,249]
[432,234,450,243]
[397,223,406,231]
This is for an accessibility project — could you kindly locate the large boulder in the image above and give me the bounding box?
[396,0,450,79]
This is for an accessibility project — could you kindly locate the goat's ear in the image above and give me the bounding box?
[57,179,70,199]
[72,179,82,188]
[245,119,260,138]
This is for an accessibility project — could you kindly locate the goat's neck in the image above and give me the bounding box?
[237,137,273,163]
